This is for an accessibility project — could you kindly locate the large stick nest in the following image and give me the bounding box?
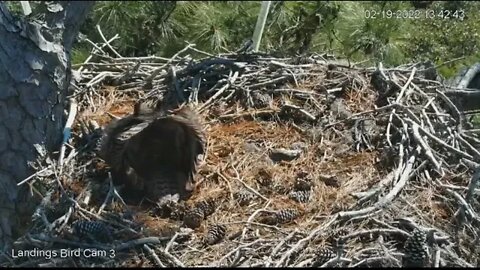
[4,40,480,267]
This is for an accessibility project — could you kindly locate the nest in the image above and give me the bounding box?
[4,39,480,267]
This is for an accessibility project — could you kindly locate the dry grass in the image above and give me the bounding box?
[64,81,389,265]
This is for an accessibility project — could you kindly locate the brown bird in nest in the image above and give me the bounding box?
[98,102,205,202]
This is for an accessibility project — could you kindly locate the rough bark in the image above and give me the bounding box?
[0,1,94,251]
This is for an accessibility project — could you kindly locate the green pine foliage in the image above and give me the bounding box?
[69,1,479,78]
[403,1,480,77]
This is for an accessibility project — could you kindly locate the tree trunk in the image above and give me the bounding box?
[0,1,94,250]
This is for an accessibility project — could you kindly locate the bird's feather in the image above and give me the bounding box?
[98,102,205,201]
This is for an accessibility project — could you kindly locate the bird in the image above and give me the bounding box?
[98,101,205,202]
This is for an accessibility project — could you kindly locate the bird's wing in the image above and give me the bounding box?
[166,107,206,175]
[121,106,205,195]
[168,106,206,155]
[98,115,150,170]
[98,104,206,202]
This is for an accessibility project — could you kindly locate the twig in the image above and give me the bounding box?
[113,61,141,85]
[77,34,120,72]
[214,239,266,267]
[340,228,410,243]
[275,216,338,267]
[114,237,170,251]
[456,133,480,160]
[265,229,299,267]
[155,247,185,267]
[434,56,466,69]
[240,201,272,241]
[98,173,115,214]
[386,67,416,147]
[446,189,480,226]
[230,164,268,201]
[216,170,234,201]
[411,123,442,173]
[435,89,464,132]
[320,256,352,268]
[58,98,77,173]
[282,103,316,121]
[185,41,216,57]
[406,119,473,160]
[433,247,441,268]
[269,60,313,69]
[143,244,165,267]
[198,71,239,112]
[339,148,418,220]
[145,43,193,84]
[350,256,399,268]
[17,167,50,186]
[165,232,183,253]
[220,221,285,233]
[96,25,122,58]
[50,206,74,233]
[377,148,418,207]
[218,108,279,120]
[466,167,480,204]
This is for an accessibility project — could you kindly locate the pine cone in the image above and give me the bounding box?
[183,208,204,229]
[72,220,113,242]
[288,190,311,203]
[205,224,227,245]
[170,204,186,221]
[45,191,74,221]
[195,198,216,217]
[312,247,336,267]
[272,183,290,195]
[251,91,272,108]
[403,229,429,267]
[257,213,278,225]
[256,168,273,187]
[183,198,217,229]
[275,209,300,224]
[234,190,256,206]
[154,196,184,220]
[294,178,313,191]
